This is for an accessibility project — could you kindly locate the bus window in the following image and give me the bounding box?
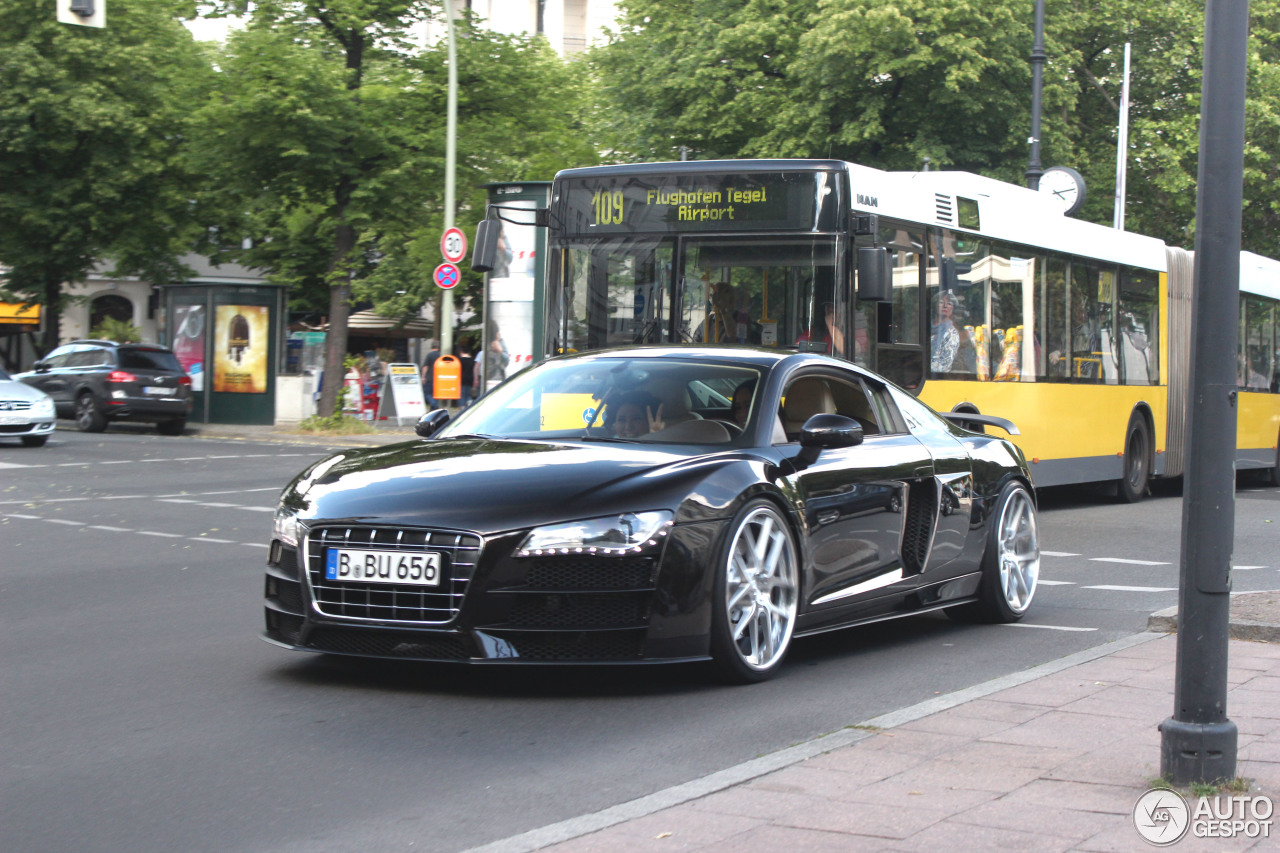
[1118,268,1160,385]
[1069,262,1118,383]
[680,237,840,352]
[986,244,1040,382]
[1241,296,1275,391]
[561,237,674,353]
[1045,255,1069,379]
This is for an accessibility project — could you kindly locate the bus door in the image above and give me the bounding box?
[858,222,926,393]
[553,236,677,354]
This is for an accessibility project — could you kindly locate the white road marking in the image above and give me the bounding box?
[157,499,200,504]
[89,525,131,532]
[1083,585,1177,592]
[43,519,85,526]
[1235,565,1267,570]
[242,543,270,549]
[0,462,31,469]
[1089,557,1172,566]
[1036,580,1076,586]
[137,531,184,538]
[5,513,41,519]
[1001,623,1098,632]
[1040,551,1081,557]
[190,537,235,544]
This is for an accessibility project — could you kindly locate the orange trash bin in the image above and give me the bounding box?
[433,354,462,401]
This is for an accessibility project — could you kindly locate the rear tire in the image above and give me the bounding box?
[21,435,48,447]
[950,481,1040,623]
[708,501,800,683]
[1117,414,1151,503]
[75,392,107,433]
[156,418,186,436]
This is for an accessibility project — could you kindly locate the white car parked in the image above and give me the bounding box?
[0,365,56,447]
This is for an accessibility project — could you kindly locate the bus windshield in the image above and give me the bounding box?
[549,234,842,356]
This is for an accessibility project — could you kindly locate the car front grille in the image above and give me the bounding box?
[0,400,33,411]
[305,525,480,625]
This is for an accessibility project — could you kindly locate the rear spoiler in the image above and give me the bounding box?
[940,412,1020,436]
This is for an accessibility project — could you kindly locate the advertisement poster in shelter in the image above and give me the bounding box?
[213,305,269,393]
[171,304,206,391]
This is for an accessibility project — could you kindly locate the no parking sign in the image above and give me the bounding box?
[433,263,461,290]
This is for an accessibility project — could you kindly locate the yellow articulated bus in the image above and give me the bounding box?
[506,159,1279,497]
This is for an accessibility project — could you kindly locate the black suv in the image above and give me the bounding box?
[17,340,193,434]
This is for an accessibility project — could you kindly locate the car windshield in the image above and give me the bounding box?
[0,366,11,381]
[436,357,763,445]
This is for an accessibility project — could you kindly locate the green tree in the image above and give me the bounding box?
[0,0,214,352]
[592,0,1280,253]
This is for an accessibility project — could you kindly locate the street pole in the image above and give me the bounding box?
[1159,0,1248,787]
[440,2,458,356]
[1025,0,1045,190]
[1113,42,1131,231]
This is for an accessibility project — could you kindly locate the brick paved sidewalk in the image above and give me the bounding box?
[472,633,1280,853]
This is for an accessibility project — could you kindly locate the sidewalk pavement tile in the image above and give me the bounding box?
[782,749,926,782]
[894,820,1081,853]
[695,787,952,840]
[889,755,1045,793]
[1057,684,1176,721]
[991,778,1146,816]
[894,709,1025,739]
[697,824,895,853]
[1043,744,1162,786]
[538,802,762,853]
[1076,820,1265,853]
[948,800,1122,844]
[984,677,1112,708]
[853,728,972,757]
[942,697,1050,725]
[980,710,1151,751]
[940,738,1087,770]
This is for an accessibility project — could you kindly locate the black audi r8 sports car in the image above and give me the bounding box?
[264,346,1040,682]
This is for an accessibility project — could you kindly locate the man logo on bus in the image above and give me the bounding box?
[857,194,879,208]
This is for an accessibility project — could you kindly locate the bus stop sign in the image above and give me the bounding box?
[433,263,461,290]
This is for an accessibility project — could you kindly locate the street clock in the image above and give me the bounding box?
[1038,166,1087,216]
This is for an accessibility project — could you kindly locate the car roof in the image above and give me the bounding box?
[68,340,174,352]
[551,344,877,378]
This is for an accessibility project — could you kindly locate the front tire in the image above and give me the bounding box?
[75,393,107,433]
[953,481,1040,623]
[1118,415,1151,503]
[709,501,800,683]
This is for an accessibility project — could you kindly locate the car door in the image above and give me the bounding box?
[778,368,932,615]
[26,345,80,406]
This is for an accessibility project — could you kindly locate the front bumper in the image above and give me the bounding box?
[0,417,56,438]
[262,520,723,665]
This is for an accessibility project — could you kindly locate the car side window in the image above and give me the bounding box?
[43,347,76,369]
[825,376,880,435]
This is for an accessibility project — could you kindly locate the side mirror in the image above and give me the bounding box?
[797,413,863,466]
[470,219,499,273]
[856,247,892,302]
[415,409,451,438]
[33,360,49,372]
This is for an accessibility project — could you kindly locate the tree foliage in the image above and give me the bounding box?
[193,4,597,412]
[592,0,1280,254]
[0,0,214,350]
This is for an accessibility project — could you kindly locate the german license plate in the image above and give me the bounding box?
[144,386,175,396]
[324,548,441,586]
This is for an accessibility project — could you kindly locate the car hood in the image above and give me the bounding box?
[0,378,52,403]
[292,437,739,535]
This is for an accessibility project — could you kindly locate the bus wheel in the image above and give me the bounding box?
[1118,415,1151,503]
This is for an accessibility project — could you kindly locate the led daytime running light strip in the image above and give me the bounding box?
[515,520,674,558]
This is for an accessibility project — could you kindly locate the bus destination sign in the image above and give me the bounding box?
[561,171,839,236]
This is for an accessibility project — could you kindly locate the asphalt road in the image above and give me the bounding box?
[2,427,1277,853]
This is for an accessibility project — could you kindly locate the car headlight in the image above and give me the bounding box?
[32,397,54,417]
[272,507,301,548]
[516,511,674,557]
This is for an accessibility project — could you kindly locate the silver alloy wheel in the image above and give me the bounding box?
[724,505,799,671]
[75,394,99,431]
[995,487,1040,613]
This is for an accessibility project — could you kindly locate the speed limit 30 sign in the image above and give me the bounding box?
[441,227,468,264]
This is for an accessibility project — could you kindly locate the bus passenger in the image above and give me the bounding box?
[797,303,845,355]
[931,291,976,375]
